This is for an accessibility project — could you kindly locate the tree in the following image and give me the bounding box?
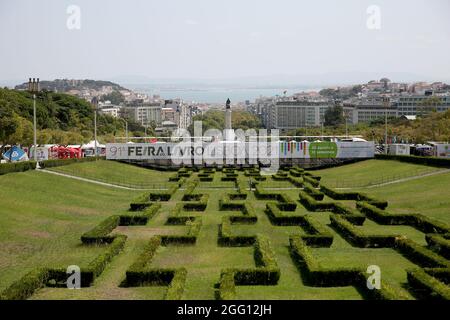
[324,105,345,127]
[100,91,125,105]
[417,96,442,116]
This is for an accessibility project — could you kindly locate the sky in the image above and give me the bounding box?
[0,0,449,85]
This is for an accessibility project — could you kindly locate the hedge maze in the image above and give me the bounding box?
[1,166,449,300]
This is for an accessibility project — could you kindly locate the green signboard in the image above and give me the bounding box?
[309,142,338,158]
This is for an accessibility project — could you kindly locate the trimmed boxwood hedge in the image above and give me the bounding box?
[330,214,398,248]
[218,236,280,299]
[149,185,178,201]
[357,202,450,234]
[218,270,236,300]
[320,185,388,209]
[161,218,202,245]
[81,215,120,244]
[407,268,450,299]
[87,235,127,279]
[120,203,162,226]
[395,238,450,268]
[289,235,362,286]
[288,176,304,187]
[218,216,256,246]
[375,154,450,168]
[1,234,127,299]
[0,268,49,300]
[288,235,411,299]
[303,183,324,200]
[304,175,320,187]
[332,202,366,225]
[0,161,37,175]
[299,191,336,211]
[426,234,450,259]
[39,156,102,169]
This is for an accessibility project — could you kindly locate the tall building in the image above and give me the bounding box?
[122,103,162,126]
[396,95,450,116]
[264,100,331,130]
[344,93,450,124]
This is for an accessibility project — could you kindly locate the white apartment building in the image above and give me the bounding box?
[265,101,331,130]
[99,107,121,118]
[123,103,162,126]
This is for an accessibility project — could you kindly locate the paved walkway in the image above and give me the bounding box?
[38,169,161,190]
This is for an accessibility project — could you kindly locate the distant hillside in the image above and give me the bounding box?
[14,79,128,93]
[0,88,143,146]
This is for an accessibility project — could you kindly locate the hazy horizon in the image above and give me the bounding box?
[1,0,449,86]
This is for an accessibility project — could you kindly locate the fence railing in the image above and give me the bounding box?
[325,167,440,188]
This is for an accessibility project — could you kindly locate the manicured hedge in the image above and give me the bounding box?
[0,268,49,300]
[218,216,256,246]
[289,167,304,177]
[407,268,450,299]
[265,201,333,246]
[289,235,362,286]
[320,185,388,209]
[298,191,336,211]
[288,235,411,299]
[304,175,320,187]
[395,238,450,268]
[422,267,450,284]
[39,156,102,169]
[426,234,450,259]
[357,202,450,234]
[1,234,127,299]
[126,236,161,283]
[303,183,324,201]
[87,235,127,279]
[277,194,297,211]
[320,185,360,200]
[332,202,366,225]
[375,154,450,168]
[330,214,398,248]
[218,236,280,299]
[218,270,236,300]
[299,215,333,247]
[120,203,161,226]
[149,185,178,201]
[81,215,120,244]
[265,203,303,226]
[161,218,202,245]
[288,176,304,187]
[164,268,188,300]
[182,194,209,211]
[0,161,37,176]
[254,185,296,211]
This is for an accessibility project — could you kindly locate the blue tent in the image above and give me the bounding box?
[2,146,29,162]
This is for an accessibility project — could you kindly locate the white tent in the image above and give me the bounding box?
[81,140,106,149]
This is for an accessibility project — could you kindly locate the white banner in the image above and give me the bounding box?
[106,141,374,161]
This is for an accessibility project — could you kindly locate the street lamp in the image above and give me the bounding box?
[382,96,390,154]
[91,97,98,157]
[27,78,40,168]
[119,118,128,142]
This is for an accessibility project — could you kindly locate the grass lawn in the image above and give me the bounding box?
[1,160,448,300]
[351,171,450,224]
[47,160,176,188]
[0,170,136,292]
[315,159,441,187]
